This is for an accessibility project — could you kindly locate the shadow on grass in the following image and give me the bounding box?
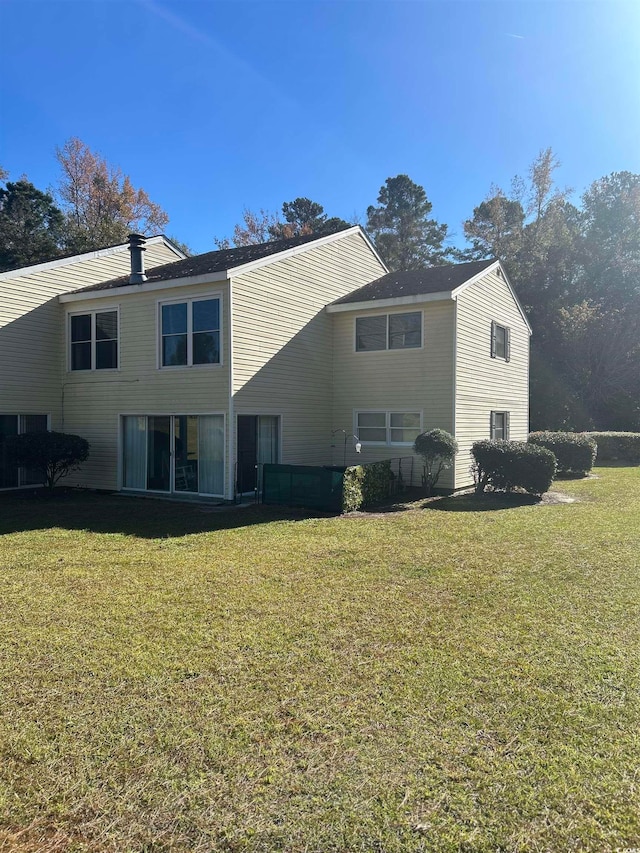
[0,490,331,539]
[554,472,592,481]
[423,492,541,512]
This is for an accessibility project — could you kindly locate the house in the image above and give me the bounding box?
[0,226,531,498]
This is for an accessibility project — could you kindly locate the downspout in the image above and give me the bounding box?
[227,276,235,501]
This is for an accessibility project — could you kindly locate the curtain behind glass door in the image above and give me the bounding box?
[199,415,224,495]
[174,415,198,492]
[147,416,171,491]
[123,416,147,490]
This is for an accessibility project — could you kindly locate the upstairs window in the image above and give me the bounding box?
[356,311,422,352]
[161,297,220,367]
[491,321,511,361]
[70,310,118,370]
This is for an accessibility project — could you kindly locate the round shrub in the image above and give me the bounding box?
[413,429,458,495]
[528,431,597,474]
[472,440,557,497]
[6,430,89,490]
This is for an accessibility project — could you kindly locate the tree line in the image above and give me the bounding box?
[1,141,638,431]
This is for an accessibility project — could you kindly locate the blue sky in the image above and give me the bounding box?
[1,0,639,254]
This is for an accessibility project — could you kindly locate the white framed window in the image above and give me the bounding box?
[490,411,510,440]
[356,411,422,445]
[159,296,221,367]
[491,321,511,361]
[355,311,422,352]
[69,309,119,370]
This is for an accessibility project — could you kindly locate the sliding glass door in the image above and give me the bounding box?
[0,414,48,489]
[122,415,224,496]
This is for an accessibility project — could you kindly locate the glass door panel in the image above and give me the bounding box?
[199,415,224,495]
[257,416,279,466]
[174,415,198,492]
[0,415,19,489]
[19,415,49,486]
[237,416,258,493]
[147,416,171,491]
[123,416,147,490]
[257,416,279,493]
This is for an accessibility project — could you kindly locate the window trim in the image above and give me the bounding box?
[354,310,423,353]
[491,320,511,362]
[68,306,120,372]
[354,409,423,446]
[157,293,223,370]
[490,411,510,441]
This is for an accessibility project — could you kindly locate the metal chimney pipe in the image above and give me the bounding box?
[128,233,147,283]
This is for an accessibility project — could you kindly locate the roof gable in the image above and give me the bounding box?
[330,260,496,306]
[68,226,377,296]
[0,235,184,282]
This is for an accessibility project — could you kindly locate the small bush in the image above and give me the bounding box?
[342,460,393,512]
[342,466,364,512]
[528,431,597,474]
[472,440,557,497]
[7,431,89,490]
[413,429,458,495]
[582,432,640,463]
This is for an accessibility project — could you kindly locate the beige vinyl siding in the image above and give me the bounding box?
[331,300,456,487]
[454,269,531,488]
[62,281,231,492]
[232,232,386,467]
[0,239,182,429]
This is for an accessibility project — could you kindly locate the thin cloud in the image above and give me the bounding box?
[136,0,297,111]
[505,32,525,39]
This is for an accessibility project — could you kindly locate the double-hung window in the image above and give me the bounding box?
[491,321,511,361]
[160,296,220,367]
[70,310,118,370]
[356,411,422,445]
[355,312,422,352]
[490,411,510,440]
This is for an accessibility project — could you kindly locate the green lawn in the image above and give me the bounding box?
[0,468,639,852]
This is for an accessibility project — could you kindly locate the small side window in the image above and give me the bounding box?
[490,411,510,440]
[491,321,511,361]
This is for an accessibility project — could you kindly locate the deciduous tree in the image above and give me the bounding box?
[214,207,282,248]
[56,137,169,253]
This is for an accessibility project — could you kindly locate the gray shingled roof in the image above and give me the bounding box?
[331,259,497,304]
[73,229,351,293]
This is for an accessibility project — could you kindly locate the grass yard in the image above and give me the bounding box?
[0,468,639,852]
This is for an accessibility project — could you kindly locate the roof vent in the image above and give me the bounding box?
[128,233,147,284]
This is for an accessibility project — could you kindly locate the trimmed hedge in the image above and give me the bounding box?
[582,432,640,463]
[528,431,597,474]
[342,459,393,512]
[472,440,557,496]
